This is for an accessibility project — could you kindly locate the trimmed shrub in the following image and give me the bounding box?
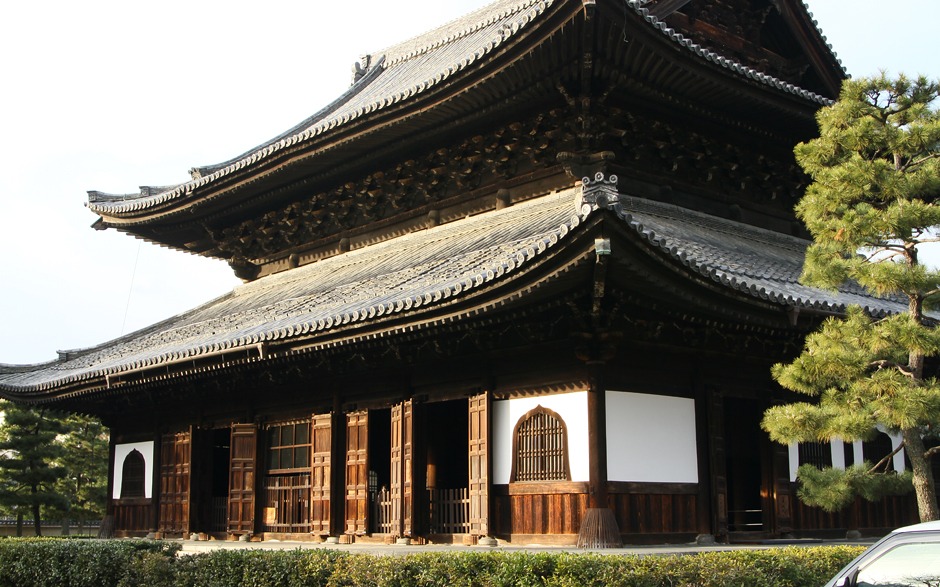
[0,538,178,587]
[0,539,864,587]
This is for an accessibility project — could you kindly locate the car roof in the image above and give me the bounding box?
[893,520,940,533]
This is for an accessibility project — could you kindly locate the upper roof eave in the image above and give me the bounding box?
[87,0,841,225]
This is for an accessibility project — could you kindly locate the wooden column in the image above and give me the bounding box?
[586,359,609,510]
[329,410,346,537]
[693,376,714,541]
[577,353,621,547]
[707,391,729,539]
[576,235,621,547]
[151,431,161,534]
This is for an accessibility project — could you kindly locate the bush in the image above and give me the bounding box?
[0,539,864,587]
[0,538,178,587]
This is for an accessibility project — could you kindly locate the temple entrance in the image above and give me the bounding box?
[209,428,231,533]
[724,398,772,535]
[426,399,469,534]
[368,409,392,534]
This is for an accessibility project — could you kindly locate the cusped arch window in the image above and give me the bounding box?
[510,405,570,482]
[120,449,146,499]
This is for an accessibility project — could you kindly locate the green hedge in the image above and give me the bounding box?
[0,540,863,587]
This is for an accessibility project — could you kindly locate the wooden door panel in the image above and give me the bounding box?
[228,424,257,534]
[159,430,191,534]
[310,414,332,534]
[468,392,490,536]
[345,411,369,534]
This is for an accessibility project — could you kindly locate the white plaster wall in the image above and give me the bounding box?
[112,441,154,499]
[605,391,698,483]
[789,439,870,481]
[492,391,589,484]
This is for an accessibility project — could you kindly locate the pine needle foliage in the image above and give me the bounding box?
[763,73,940,521]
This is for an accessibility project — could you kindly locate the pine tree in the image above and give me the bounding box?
[48,414,109,534]
[763,73,940,522]
[0,401,67,535]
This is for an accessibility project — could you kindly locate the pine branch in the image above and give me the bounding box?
[868,442,905,474]
[868,359,915,379]
[900,151,940,172]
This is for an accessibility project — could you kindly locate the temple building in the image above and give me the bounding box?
[0,0,924,545]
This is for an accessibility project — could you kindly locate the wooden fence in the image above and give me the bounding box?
[429,487,470,534]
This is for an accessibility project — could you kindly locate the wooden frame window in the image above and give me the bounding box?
[798,441,833,469]
[266,421,311,473]
[510,405,570,482]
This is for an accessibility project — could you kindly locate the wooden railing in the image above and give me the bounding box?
[429,487,470,534]
[210,497,228,532]
[264,474,311,533]
[372,487,393,533]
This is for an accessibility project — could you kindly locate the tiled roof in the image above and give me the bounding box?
[623,0,833,105]
[87,0,554,216]
[2,190,583,394]
[1,189,904,396]
[87,0,836,218]
[612,195,901,316]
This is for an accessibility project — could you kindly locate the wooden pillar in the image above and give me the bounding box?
[150,431,161,535]
[586,359,609,510]
[577,351,621,548]
[576,238,621,548]
[707,391,729,540]
[693,376,714,541]
[329,410,346,537]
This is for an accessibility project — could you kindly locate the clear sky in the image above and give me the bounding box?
[0,0,938,365]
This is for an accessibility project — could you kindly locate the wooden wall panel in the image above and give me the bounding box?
[792,493,918,533]
[113,500,151,535]
[608,493,698,534]
[493,485,699,538]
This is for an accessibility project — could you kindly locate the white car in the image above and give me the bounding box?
[824,520,940,586]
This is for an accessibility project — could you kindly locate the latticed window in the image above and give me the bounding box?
[511,406,570,482]
[120,449,146,498]
[798,442,833,469]
[266,421,311,472]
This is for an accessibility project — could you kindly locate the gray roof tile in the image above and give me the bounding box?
[88,0,834,217]
[1,190,905,395]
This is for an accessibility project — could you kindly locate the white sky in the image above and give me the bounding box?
[0,0,937,365]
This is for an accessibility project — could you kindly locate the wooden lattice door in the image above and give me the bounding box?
[159,430,191,534]
[228,424,257,534]
[390,400,424,537]
[345,411,369,534]
[468,392,490,536]
[310,414,332,534]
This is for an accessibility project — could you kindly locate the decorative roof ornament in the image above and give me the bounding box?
[351,54,373,85]
[576,172,620,218]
